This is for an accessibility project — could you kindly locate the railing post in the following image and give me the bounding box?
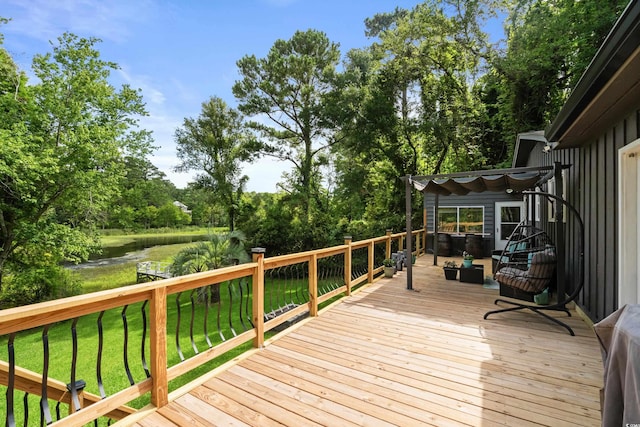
[367,240,374,283]
[150,287,168,408]
[309,253,318,316]
[252,248,266,348]
[415,230,421,256]
[67,380,86,414]
[399,234,404,252]
[422,227,427,255]
[344,236,352,296]
[385,229,392,259]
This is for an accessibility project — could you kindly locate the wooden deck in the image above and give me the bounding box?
[125,257,603,426]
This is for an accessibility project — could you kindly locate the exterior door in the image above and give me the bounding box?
[619,139,640,306]
[494,201,525,251]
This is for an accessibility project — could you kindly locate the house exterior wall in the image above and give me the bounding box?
[538,109,640,322]
[423,191,523,257]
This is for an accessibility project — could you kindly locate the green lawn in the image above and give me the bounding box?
[75,242,196,293]
[0,276,261,423]
[0,234,354,425]
[99,227,226,248]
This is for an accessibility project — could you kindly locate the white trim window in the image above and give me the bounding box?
[436,206,484,234]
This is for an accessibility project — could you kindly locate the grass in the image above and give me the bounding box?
[0,276,262,424]
[0,234,357,425]
[75,242,195,293]
[99,227,226,248]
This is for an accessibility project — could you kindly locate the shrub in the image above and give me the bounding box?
[0,265,82,308]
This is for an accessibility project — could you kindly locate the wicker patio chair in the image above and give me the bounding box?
[484,190,585,336]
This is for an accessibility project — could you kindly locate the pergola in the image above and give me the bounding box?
[402,164,563,292]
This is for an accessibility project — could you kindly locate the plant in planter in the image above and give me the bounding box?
[443,261,459,280]
[462,251,474,268]
[383,258,395,278]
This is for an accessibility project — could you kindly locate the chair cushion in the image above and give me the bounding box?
[495,250,556,293]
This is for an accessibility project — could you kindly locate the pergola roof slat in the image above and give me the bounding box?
[411,166,553,195]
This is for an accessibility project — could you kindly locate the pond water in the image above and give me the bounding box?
[95,235,208,259]
[68,234,208,270]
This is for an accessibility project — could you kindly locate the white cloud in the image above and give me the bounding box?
[4,0,154,43]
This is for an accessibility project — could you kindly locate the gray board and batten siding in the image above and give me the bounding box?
[423,191,523,257]
[538,109,640,323]
[542,0,640,323]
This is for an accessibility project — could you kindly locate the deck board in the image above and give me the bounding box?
[128,258,603,426]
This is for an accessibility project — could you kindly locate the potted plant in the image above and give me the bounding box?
[462,251,474,268]
[383,258,395,277]
[443,261,459,280]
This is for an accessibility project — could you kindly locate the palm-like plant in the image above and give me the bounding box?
[170,231,250,302]
[171,231,249,275]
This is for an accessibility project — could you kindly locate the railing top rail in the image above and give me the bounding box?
[0,231,410,335]
[263,245,349,269]
[0,262,256,336]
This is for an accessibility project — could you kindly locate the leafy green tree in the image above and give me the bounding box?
[0,32,152,292]
[332,1,498,231]
[490,0,626,155]
[106,156,177,229]
[153,202,191,228]
[175,96,256,231]
[232,29,342,222]
[179,185,227,228]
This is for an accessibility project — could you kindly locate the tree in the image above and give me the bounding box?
[0,32,153,292]
[106,157,177,229]
[174,96,256,231]
[331,1,498,231]
[232,29,342,222]
[490,0,626,155]
[153,202,191,228]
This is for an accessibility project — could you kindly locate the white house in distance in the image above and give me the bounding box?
[172,201,191,215]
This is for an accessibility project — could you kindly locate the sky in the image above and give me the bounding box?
[2,0,505,193]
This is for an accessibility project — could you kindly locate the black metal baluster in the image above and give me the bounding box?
[286,265,294,309]
[121,306,134,385]
[22,392,28,427]
[318,263,326,295]
[227,281,237,337]
[96,311,106,398]
[40,325,52,425]
[237,279,247,331]
[189,289,198,355]
[215,287,225,341]
[69,318,81,412]
[6,333,16,427]
[141,301,150,378]
[265,270,273,319]
[203,285,212,348]
[294,264,303,305]
[55,402,61,420]
[244,279,254,328]
[175,292,184,361]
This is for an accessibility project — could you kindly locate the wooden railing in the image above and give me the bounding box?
[0,230,425,426]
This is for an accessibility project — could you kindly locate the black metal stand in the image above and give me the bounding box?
[484,299,575,335]
[484,191,584,336]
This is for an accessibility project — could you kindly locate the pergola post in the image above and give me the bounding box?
[434,193,439,266]
[554,161,566,306]
[405,175,413,290]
